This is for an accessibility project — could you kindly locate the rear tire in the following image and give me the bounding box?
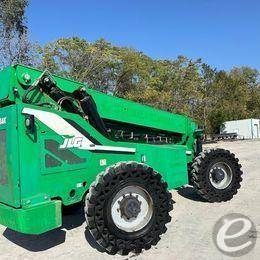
[191,149,243,202]
[85,162,173,255]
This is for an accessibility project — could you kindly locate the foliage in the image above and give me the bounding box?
[36,37,260,134]
[0,0,35,66]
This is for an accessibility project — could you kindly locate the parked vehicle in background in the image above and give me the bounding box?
[221,119,260,139]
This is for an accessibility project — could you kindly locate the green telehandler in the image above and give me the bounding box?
[0,65,243,255]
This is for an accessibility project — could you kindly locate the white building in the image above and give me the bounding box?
[221,119,260,139]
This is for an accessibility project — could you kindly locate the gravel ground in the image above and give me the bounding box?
[0,140,259,260]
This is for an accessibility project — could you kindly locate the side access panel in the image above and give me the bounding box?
[135,144,188,189]
[0,105,20,207]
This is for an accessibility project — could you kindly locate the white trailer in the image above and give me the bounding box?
[221,119,260,139]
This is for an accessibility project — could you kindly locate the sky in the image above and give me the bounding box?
[27,0,260,70]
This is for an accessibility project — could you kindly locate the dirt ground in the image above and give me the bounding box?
[0,140,259,260]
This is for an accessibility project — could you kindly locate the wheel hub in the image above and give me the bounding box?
[211,168,225,182]
[110,185,153,232]
[119,195,141,219]
[209,162,233,189]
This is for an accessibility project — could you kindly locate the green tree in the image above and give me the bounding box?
[0,0,33,67]
[38,37,121,92]
[37,37,260,134]
[230,67,260,118]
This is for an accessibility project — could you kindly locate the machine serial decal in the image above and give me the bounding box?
[22,108,136,153]
[0,117,6,125]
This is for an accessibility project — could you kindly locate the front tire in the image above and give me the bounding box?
[85,162,173,255]
[191,149,243,202]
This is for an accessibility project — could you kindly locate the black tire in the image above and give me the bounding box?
[191,149,243,202]
[85,161,173,255]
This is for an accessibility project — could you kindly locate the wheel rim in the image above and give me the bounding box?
[111,185,153,232]
[209,162,233,189]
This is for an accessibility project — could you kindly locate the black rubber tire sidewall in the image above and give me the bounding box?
[191,149,243,202]
[85,162,173,255]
